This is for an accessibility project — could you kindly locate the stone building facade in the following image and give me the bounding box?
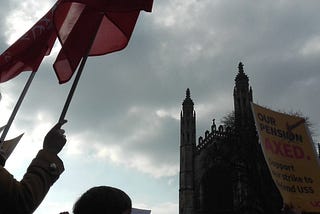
[179,63,283,214]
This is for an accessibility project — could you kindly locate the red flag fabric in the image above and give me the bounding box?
[53,0,153,84]
[0,3,59,83]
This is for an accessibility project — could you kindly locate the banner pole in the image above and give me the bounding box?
[58,54,89,123]
[0,71,36,144]
[58,16,102,123]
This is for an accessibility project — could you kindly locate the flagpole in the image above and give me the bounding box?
[58,16,102,124]
[58,53,90,123]
[0,71,36,144]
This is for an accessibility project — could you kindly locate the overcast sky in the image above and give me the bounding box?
[1,0,320,213]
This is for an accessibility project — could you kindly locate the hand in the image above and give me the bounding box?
[43,120,67,155]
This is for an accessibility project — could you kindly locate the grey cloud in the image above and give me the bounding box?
[2,0,320,178]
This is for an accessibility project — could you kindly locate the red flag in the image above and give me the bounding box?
[0,3,59,83]
[53,0,153,84]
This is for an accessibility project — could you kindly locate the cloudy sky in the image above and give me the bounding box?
[1,0,320,213]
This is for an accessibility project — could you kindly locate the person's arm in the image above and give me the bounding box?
[0,120,67,214]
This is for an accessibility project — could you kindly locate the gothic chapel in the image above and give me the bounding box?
[179,63,283,214]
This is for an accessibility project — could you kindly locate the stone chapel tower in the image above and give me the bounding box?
[233,62,253,129]
[179,88,196,214]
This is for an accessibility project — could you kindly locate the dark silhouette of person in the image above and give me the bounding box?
[0,120,67,214]
[60,186,132,214]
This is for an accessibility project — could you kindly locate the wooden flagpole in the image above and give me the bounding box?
[0,71,36,144]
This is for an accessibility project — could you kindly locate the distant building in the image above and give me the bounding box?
[179,63,283,214]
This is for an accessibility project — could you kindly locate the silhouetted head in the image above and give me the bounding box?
[73,186,132,214]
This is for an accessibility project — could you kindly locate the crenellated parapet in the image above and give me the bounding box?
[196,119,234,152]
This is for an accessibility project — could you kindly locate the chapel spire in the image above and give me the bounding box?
[186,88,190,98]
[183,88,194,105]
[235,62,249,86]
[180,88,196,214]
[233,62,253,128]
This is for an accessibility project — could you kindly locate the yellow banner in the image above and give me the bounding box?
[251,103,320,212]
